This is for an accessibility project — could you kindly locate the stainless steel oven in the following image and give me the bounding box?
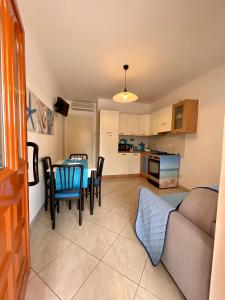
[148,155,160,187]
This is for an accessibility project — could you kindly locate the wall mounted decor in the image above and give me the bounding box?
[26,88,54,135]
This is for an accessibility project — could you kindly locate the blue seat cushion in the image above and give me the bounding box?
[55,191,80,199]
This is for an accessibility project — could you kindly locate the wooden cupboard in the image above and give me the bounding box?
[149,112,159,135]
[119,113,128,135]
[100,133,118,175]
[127,114,139,135]
[172,99,199,133]
[157,106,172,133]
[117,153,140,175]
[100,110,119,134]
[138,115,150,136]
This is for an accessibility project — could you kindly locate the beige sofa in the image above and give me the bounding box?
[162,187,218,300]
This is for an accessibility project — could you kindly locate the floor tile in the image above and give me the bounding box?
[112,202,137,220]
[30,220,51,243]
[82,205,109,223]
[31,231,71,272]
[54,212,93,242]
[102,236,147,283]
[97,211,129,233]
[28,269,36,281]
[100,195,120,210]
[25,276,59,300]
[76,224,117,259]
[120,221,138,242]
[140,260,185,300]
[134,287,160,300]
[40,244,98,300]
[73,262,137,300]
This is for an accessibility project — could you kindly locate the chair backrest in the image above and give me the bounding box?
[69,153,88,160]
[50,164,83,195]
[97,156,105,179]
[42,156,52,182]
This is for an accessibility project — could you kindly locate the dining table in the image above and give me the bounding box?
[48,158,96,214]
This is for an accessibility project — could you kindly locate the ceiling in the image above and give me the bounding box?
[18,0,225,103]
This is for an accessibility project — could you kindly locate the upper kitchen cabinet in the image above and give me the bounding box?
[100,110,119,134]
[149,112,159,135]
[172,99,199,133]
[138,115,150,136]
[127,114,139,135]
[119,113,128,135]
[157,106,172,133]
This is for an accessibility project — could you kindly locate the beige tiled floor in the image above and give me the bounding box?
[26,177,186,300]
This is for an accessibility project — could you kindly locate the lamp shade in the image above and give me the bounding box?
[113,91,138,103]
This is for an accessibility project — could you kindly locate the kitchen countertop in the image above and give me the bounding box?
[118,151,150,154]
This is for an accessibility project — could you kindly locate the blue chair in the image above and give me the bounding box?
[50,164,84,228]
[42,156,52,212]
[86,156,105,206]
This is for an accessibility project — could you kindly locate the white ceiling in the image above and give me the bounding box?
[19,0,225,103]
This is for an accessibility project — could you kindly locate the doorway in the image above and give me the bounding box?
[64,112,96,167]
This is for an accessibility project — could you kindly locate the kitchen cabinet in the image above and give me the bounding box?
[129,153,141,174]
[117,152,140,175]
[118,153,130,174]
[100,133,118,175]
[127,114,139,135]
[138,115,150,136]
[149,112,159,135]
[172,99,199,133]
[119,113,128,135]
[100,110,119,134]
[157,106,172,133]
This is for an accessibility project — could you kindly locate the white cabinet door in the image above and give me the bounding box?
[119,113,128,135]
[149,112,159,135]
[100,110,119,134]
[138,115,150,136]
[118,153,130,174]
[127,115,139,135]
[99,133,118,175]
[129,153,140,174]
[158,106,172,133]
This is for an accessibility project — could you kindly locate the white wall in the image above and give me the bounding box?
[150,63,225,189]
[18,3,64,222]
[98,98,151,114]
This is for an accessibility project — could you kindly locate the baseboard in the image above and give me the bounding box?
[102,174,141,180]
[30,204,45,228]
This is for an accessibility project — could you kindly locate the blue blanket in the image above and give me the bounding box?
[135,187,188,266]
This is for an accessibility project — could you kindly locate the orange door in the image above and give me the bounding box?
[0,1,30,299]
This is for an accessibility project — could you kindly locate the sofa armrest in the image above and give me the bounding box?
[162,212,214,300]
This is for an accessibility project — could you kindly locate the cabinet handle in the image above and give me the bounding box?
[119,132,125,135]
[161,122,166,126]
[122,154,126,156]
[107,131,112,134]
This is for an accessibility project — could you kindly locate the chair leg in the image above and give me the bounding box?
[79,199,82,226]
[69,200,72,210]
[85,188,88,198]
[99,184,101,206]
[57,200,60,213]
[44,188,48,211]
[52,198,56,229]
[77,200,80,210]
[81,191,84,211]
[96,186,98,198]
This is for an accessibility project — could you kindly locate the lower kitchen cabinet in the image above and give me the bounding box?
[118,153,140,175]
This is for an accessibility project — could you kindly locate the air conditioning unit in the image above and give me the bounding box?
[70,101,95,112]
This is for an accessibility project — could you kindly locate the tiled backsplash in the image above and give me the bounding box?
[149,133,185,156]
[119,136,150,149]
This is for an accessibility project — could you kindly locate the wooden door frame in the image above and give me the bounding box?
[0,0,30,299]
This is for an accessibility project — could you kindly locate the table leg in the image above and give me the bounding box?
[90,170,94,215]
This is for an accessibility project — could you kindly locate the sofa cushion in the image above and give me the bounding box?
[178,187,218,236]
